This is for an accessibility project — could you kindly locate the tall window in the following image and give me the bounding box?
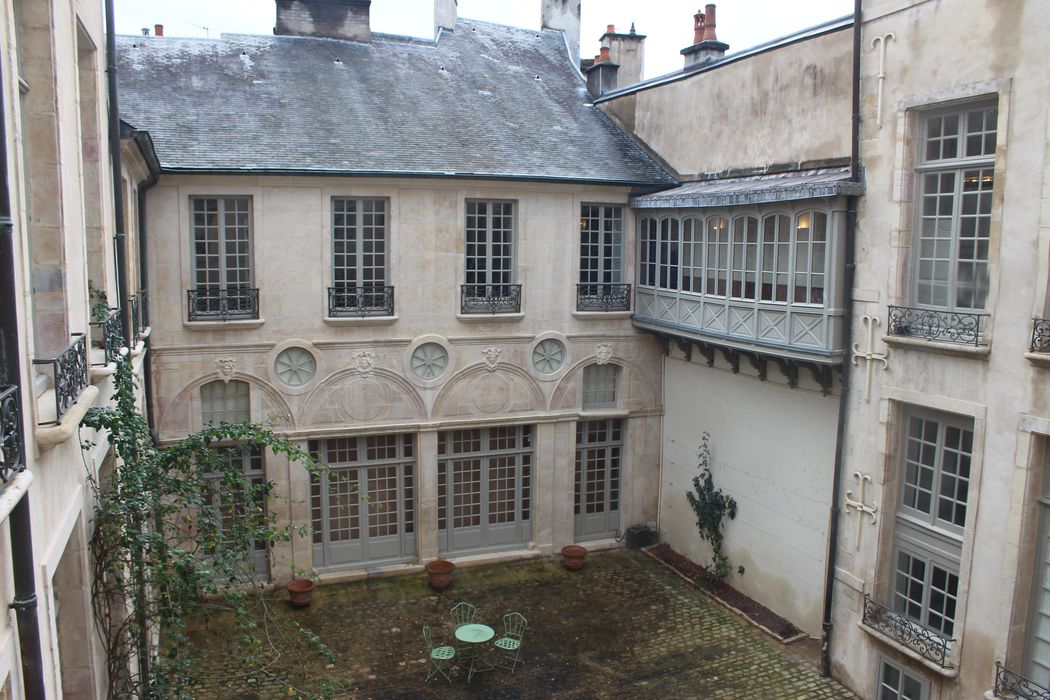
[466,200,514,287]
[1024,447,1050,688]
[891,407,973,641]
[914,103,997,310]
[705,217,729,296]
[582,364,619,409]
[877,658,926,700]
[190,196,256,319]
[200,380,250,426]
[333,198,387,289]
[579,205,623,285]
[730,215,759,300]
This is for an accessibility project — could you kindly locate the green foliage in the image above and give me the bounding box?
[684,432,739,585]
[82,356,333,698]
[88,281,112,323]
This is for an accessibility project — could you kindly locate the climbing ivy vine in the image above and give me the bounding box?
[685,432,740,585]
[82,354,334,698]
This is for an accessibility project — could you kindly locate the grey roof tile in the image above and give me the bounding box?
[631,167,863,208]
[116,20,673,187]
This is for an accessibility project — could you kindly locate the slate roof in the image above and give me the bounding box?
[116,20,674,187]
[630,167,863,209]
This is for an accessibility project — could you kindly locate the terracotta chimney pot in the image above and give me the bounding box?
[693,9,705,44]
[599,46,611,62]
[607,24,615,34]
[154,23,164,37]
[702,4,718,41]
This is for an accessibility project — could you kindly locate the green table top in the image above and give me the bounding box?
[455,623,494,644]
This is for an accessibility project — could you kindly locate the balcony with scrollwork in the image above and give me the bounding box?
[31,333,91,427]
[90,308,124,366]
[460,284,522,315]
[576,283,631,312]
[994,662,1050,700]
[861,594,954,670]
[187,287,259,322]
[328,285,394,317]
[0,384,25,485]
[130,289,150,345]
[886,305,988,347]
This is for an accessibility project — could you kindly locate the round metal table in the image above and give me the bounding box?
[455,623,495,681]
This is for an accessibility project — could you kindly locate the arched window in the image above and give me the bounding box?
[200,379,250,426]
[681,217,703,293]
[705,217,729,296]
[638,217,658,287]
[658,217,680,290]
[730,215,759,300]
[760,214,791,302]
[793,211,828,304]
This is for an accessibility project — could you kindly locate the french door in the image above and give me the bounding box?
[574,419,623,540]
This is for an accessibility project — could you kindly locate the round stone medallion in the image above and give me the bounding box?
[410,342,449,380]
[274,346,317,387]
[532,338,566,374]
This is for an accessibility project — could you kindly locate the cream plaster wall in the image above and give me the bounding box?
[660,353,838,636]
[602,26,853,177]
[828,1,1050,698]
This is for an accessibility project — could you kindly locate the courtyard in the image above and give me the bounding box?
[187,548,856,699]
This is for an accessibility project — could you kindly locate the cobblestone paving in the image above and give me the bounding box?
[186,549,857,699]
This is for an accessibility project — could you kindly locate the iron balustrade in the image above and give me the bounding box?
[576,283,631,312]
[1031,318,1050,354]
[187,287,259,322]
[89,309,124,365]
[995,662,1050,700]
[138,288,149,333]
[31,333,89,426]
[0,384,25,484]
[887,305,988,346]
[861,594,953,668]
[461,284,522,314]
[328,286,395,317]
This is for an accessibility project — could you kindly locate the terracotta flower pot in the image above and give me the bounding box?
[561,545,588,571]
[425,559,455,590]
[286,578,317,608]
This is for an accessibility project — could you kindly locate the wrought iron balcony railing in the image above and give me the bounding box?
[0,384,25,484]
[461,284,522,314]
[995,662,1050,700]
[887,305,988,346]
[861,594,952,668]
[90,309,124,365]
[130,290,149,344]
[32,333,89,426]
[576,283,631,312]
[328,285,394,317]
[187,287,259,322]
[1031,318,1050,354]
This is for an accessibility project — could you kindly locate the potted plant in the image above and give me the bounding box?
[424,558,455,590]
[286,577,317,608]
[560,544,588,571]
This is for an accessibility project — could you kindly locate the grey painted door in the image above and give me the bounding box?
[574,419,623,541]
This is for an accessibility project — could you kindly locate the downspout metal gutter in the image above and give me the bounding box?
[105,0,130,348]
[137,172,158,441]
[0,53,47,700]
[820,0,862,678]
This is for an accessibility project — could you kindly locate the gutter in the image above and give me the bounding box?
[137,171,159,441]
[106,0,130,350]
[0,41,46,700]
[820,0,862,678]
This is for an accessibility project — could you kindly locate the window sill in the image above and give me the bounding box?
[323,315,398,327]
[857,620,958,679]
[882,334,990,359]
[1024,352,1050,368]
[183,318,265,331]
[572,310,633,320]
[35,385,100,450]
[456,312,524,323]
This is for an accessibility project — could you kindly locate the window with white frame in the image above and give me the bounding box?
[877,658,927,700]
[465,200,514,288]
[637,210,829,307]
[192,197,253,293]
[579,205,623,285]
[333,197,387,289]
[582,364,619,409]
[913,102,997,311]
[891,407,973,640]
[200,379,250,426]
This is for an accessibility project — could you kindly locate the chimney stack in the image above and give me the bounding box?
[275,0,372,42]
[154,24,164,37]
[585,47,618,98]
[601,21,646,87]
[434,0,457,38]
[541,0,581,64]
[681,4,729,69]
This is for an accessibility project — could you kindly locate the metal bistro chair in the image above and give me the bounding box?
[494,612,528,673]
[450,601,477,654]
[423,626,457,683]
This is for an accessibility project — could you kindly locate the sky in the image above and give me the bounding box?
[114,0,854,79]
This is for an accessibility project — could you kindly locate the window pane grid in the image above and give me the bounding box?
[438,426,533,531]
[583,364,619,409]
[580,205,623,285]
[466,200,514,286]
[200,379,250,425]
[192,196,252,290]
[574,419,624,519]
[333,197,387,288]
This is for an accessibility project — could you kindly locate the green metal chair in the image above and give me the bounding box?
[494,612,528,672]
[450,601,477,654]
[423,626,456,683]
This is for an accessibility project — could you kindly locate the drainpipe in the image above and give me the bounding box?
[137,173,158,441]
[820,0,862,678]
[0,48,47,700]
[105,0,130,349]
